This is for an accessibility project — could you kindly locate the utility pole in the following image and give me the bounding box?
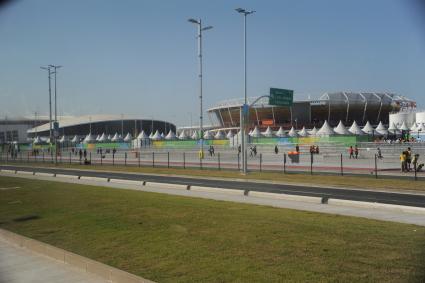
[40,66,53,145]
[188,18,213,158]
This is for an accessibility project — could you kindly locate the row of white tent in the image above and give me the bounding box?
[248,120,425,138]
[33,120,425,144]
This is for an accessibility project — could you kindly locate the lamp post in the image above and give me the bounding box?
[188,18,213,158]
[49,65,62,165]
[235,8,255,174]
[40,66,53,142]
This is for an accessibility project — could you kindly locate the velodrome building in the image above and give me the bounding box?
[26,115,176,140]
[207,92,416,130]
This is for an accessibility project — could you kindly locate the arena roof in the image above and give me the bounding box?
[27,114,170,134]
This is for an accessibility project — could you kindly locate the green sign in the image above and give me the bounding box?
[269,88,293,106]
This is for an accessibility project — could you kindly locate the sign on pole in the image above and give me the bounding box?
[269,88,294,107]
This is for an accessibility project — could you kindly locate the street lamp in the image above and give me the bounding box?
[48,65,62,122]
[40,66,53,144]
[235,8,255,174]
[188,18,213,158]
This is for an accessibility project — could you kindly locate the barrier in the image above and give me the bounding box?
[144,182,188,190]
[190,186,244,195]
[248,191,322,203]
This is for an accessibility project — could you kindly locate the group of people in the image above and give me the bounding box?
[400,147,423,172]
[348,145,359,159]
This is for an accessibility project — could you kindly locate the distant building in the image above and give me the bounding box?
[0,117,48,144]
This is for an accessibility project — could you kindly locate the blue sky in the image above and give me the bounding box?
[0,0,424,126]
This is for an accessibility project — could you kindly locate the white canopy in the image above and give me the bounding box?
[262,126,274,137]
[151,130,162,140]
[111,133,122,142]
[375,121,388,136]
[298,127,309,137]
[107,134,112,140]
[178,130,188,140]
[399,121,409,131]
[214,130,225,139]
[362,121,375,135]
[410,123,418,132]
[71,135,79,143]
[165,130,176,140]
[203,130,213,140]
[191,131,199,140]
[250,126,262,138]
[388,122,400,134]
[317,121,336,136]
[95,135,100,141]
[123,133,133,142]
[275,127,286,137]
[417,123,425,132]
[98,133,108,142]
[308,127,318,136]
[334,120,351,135]
[59,136,68,143]
[288,126,299,137]
[83,134,96,143]
[348,121,365,135]
[248,129,253,136]
[137,131,149,140]
[226,130,234,139]
[160,132,165,139]
[33,136,42,144]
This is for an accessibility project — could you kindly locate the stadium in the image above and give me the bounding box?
[207,92,416,130]
[26,115,176,140]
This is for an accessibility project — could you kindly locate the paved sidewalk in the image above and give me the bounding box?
[0,237,106,283]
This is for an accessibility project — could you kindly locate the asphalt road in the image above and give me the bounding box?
[1,164,425,208]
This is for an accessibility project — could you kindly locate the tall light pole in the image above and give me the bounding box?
[188,18,213,157]
[40,66,53,143]
[49,65,62,122]
[235,8,255,174]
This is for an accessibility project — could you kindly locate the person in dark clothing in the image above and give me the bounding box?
[354,145,359,159]
[253,146,257,156]
[79,149,83,161]
[349,146,354,159]
[295,144,300,153]
[274,145,279,154]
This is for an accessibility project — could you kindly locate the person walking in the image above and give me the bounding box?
[377,147,383,159]
[349,146,354,159]
[400,151,407,172]
[412,154,419,171]
[406,147,412,171]
[354,145,359,159]
[78,149,82,162]
[274,145,279,154]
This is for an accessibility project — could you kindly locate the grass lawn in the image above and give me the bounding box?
[0,176,425,282]
[2,161,425,192]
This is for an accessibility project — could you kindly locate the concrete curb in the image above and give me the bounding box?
[0,228,155,283]
[79,176,109,182]
[109,179,143,186]
[190,185,244,195]
[248,191,323,204]
[327,199,425,214]
[144,181,188,190]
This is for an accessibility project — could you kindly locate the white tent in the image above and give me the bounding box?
[111,133,122,142]
[362,121,375,135]
[191,131,198,140]
[375,121,388,136]
[250,126,262,138]
[226,130,234,139]
[123,133,133,142]
[317,121,336,136]
[151,130,162,140]
[203,130,213,140]
[178,130,188,140]
[59,135,68,143]
[417,123,425,132]
[83,134,96,143]
[308,127,318,136]
[348,121,365,135]
[275,127,286,137]
[95,135,100,141]
[107,134,112,140]
[98,133,107,142]
[148,132,154,139]
[33,136,42,144]
[399,121,409,131]
[334,120,351,135]
[410,123,418,132]
[262,126,274,137]
[137,131,149,140]
[288,126,299,137]
[165,130,176,140]
[388,122,400,134]
[298,127,309,137]
[214,130,225,139]
[160,132,165,139]
[71,135,79,143]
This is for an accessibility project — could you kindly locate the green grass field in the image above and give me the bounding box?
[0,176,424,282]
[2,161,425,192]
